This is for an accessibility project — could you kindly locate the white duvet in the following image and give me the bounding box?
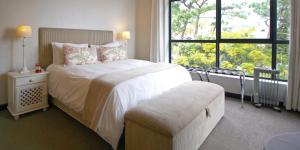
[47,59,192,149]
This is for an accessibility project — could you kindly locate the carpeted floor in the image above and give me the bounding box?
[0,97,299,150]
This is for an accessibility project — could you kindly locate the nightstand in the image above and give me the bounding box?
[7,71,49,120]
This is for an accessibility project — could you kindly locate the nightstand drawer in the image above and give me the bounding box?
[16,75,47,86]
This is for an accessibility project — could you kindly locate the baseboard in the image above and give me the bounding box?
[225,92,252,101]
[0,104,7,111]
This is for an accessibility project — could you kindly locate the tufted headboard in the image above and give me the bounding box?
[39,28,113,68]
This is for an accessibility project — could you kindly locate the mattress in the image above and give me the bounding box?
[47,59,192,149]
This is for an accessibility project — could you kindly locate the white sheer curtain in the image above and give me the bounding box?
[287,0,300,111]
[150,0,169,63]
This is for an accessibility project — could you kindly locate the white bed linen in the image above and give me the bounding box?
[47,59,192,149]
[47,59,153,112]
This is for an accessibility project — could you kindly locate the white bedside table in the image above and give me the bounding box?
[7,71,49,120]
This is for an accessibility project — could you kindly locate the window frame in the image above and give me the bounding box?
[169,0,289,81]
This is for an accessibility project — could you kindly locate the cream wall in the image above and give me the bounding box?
[135,0,151,61]
[0,0,136,105]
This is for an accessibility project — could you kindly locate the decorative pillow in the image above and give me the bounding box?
[63,46,98,65]
[92,41,127,63]
[52,42,88,65]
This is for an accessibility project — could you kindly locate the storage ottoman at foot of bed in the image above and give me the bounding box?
[125,81,225,150]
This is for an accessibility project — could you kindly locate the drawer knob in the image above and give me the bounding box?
[29,79,33,83]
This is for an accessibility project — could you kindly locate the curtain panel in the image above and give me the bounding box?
[287,0,300,111]
[150,0,169,63]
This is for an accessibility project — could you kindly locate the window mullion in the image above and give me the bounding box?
[168,0,172,63]
[271,0,277,70]
[216,0,221,68]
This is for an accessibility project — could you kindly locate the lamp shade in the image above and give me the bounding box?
[122,31,131,40]
[16,25,32,38]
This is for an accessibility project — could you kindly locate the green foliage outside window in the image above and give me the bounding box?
[172,43,216,69]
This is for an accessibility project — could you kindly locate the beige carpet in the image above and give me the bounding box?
[0,97,299,150]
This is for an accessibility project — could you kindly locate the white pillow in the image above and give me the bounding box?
[52,42,88,65]
[90,41,121,50]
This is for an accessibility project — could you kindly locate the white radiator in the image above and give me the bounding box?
[253,68,281,110]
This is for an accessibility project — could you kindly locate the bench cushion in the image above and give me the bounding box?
[125,81,224,137]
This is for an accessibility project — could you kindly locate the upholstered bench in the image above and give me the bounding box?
[125,81,225,150]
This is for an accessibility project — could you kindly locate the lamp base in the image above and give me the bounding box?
[20,67,30,74]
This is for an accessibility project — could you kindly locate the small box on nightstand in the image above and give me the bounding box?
[7,71,49,120]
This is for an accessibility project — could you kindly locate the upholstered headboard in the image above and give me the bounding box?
[39,28,113,68]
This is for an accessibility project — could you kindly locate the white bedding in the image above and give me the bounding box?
[47,59,192,149]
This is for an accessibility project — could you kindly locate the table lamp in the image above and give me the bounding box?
[16,25,32,74]
[121,31,130,52]
[122,31,131,41]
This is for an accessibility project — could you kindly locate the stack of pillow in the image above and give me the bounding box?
[51,41,127,66]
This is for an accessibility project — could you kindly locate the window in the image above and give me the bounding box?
[170,0,290,80]
[277,44,289,79]
[171,0,216,40]
[220,44,272,75]
[172,43,216,68]
[221,0,270,39]
[277,0,291,40]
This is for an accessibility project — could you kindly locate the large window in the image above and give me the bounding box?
[170,0,290,80]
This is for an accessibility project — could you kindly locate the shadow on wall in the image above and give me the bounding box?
[3,27,17,72]
[0,28,17,104]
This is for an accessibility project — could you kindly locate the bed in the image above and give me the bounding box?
[39,28,192,149]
